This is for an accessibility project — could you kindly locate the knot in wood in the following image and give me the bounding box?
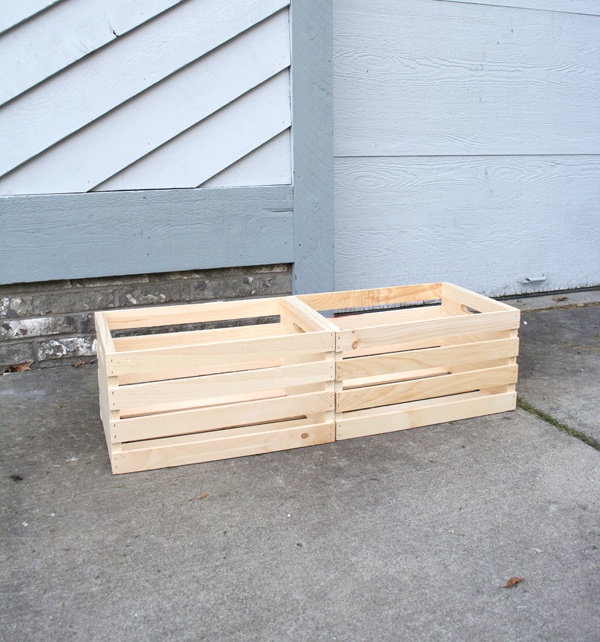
[301,432,309,439]
[352,341,359,350]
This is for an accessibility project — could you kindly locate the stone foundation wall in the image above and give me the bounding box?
[0,264,292,370]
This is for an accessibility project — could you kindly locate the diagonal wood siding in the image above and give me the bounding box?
[0,0,292,195]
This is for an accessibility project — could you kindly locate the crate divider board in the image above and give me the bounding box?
[96,296,337,474]
[297,282,520,441]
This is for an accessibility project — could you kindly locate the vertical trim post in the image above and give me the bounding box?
[290,0,334,294]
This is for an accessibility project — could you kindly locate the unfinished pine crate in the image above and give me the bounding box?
[298,282,520,441]
[95,297,336,474]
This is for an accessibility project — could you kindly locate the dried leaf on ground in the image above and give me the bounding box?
[72,361,87,367]
[501,577,524,588]
[553,296,568,302]
[4,361,33,373]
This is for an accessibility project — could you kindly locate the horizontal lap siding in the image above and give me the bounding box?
[334,156,600,295]
[0,0,292,195]
[333,0,600,295]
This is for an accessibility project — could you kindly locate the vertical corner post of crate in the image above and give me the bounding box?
[439,283,521,408]
[278,297,338,435]
[94,311,121,472]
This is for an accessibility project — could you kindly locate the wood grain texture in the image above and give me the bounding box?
[200,131,291,187]
[111,420,334,474]
[0,186,293,284]
[0,0,184,105]
[0,0,289,179]
[334,156,600,295]
[95,71,291,191]
[0,0,62,34]
[1,12,291,194]
[437,0,600,16]
[113,391,334,443]
[333,0,600,155]
[336,391,517,440]
[291,0,335,294]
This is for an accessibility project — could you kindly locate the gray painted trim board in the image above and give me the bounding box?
[0,186,293,285]
[290,0,334,295]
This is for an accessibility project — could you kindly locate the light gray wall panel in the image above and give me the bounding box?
[290,0,334,294]
[0,186,293,285]
[334,0,600,156]
[334,157,600,296]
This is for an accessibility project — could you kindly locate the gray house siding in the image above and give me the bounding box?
[333,0,600,295]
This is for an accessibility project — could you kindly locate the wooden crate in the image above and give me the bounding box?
[298,283,520,440]
[95,297,336,474]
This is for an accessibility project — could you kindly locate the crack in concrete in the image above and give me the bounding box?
[517,397,600,451]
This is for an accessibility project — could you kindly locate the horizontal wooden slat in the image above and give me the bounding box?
[344,367,448,390]
[0,0,290,179]
[113,390,334,443]
[333,305,443,330]
[338,364,518,412]
[109,331,336,377]
[336,391,517,440]
[0,0,184,105]
[104,296,282,331]
[1,12,291,193]
[0,186,293,285]
[298,283,442,311]
[122,389,288,419]
[113,323,280,352]
[338,310,521,352]
[338,337,520,380]
[112,420,334,473]
[112,361,335,411]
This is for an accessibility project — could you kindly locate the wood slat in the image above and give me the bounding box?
[0,0,184,105]
[336,391,517,440]
[281,297,340,333]
[333,305,443,330]
[338,309,521,351]
[113,390,334,443]
[121,389,287,419]
[104,297,281,330]
[112,361,335,411]
[1,0,290,180]
[0,0,62,34]
[337,364,518,412]
[109,330,336,377]
[200,130,291,188]
[2,12,291,193]
[298,283,442,311]
[344,366,448,390]
[113,322,280,352]
[111,420,335,473]
[95,71,291,192]
[338,337,519,380]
